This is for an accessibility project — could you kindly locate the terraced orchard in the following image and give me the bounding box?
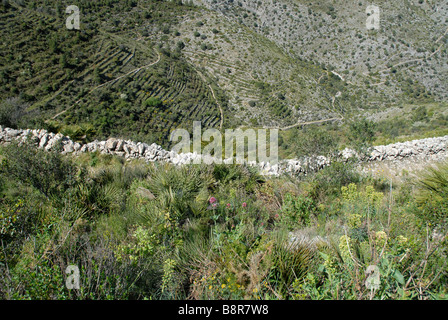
[0,0,225,146]
[61,41,223,145]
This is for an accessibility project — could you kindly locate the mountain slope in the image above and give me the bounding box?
[0,0,447,147]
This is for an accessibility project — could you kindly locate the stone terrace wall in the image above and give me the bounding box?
[1,126,447,176]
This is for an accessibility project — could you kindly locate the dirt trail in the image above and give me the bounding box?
[272,116,344,131]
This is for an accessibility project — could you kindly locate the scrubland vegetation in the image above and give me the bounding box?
[0,140,447,300]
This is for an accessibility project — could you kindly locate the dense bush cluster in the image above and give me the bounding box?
[0,141,447,300]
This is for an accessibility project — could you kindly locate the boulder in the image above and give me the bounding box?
[138,143,146,155]
[39,134,49,148]
[135,187,156,200]
[63,141,75,153]
[105,138,118,151]
[116,140,125,152]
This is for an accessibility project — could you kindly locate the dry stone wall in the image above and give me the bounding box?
[1,126,447,176]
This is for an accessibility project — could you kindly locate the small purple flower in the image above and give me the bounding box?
[212,203,218,208]
[226,203,231,209]
[209,197,217,204]
[242,202,247,208]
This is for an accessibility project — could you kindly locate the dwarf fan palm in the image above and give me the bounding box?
[414,162,448,226]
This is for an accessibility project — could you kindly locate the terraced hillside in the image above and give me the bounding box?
[0,0,371,140]
[137,2,354,127]
[0,0,227,146]
[193,0,448,103]
[1,0,447,148]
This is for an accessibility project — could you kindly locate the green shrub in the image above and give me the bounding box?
[269,233,315,295]
[0,140,78,198]
[413,106,428,122]
[308,161,361,200]
[289,126,339,158]
[138,164,211,223]
[279,194,317,228]
[143,96,163,108]
[414,162,448,227]
[348,118,377,152]
[8,259,68,300]
[0,97,31,128]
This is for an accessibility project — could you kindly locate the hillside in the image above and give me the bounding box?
[1,0,226,146]
[2,0,446,150]
[194,0,448,102]
[2,0,448,302]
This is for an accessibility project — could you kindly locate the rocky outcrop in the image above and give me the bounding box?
[1,125,447,176]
